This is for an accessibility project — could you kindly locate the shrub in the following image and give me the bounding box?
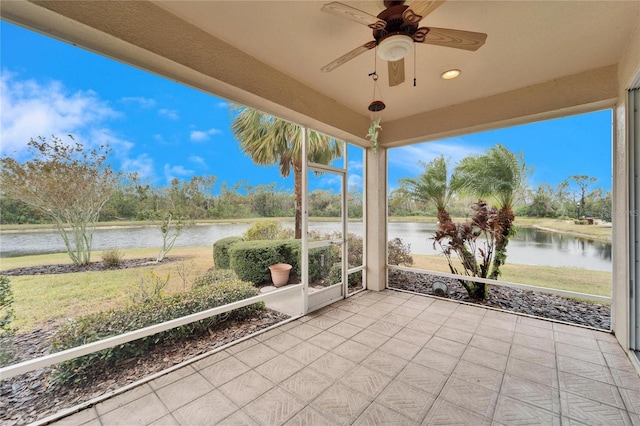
[228,239,333,285]
[0,276,14,337]
[305,245,333,283]
[0,276,15,365]
[102,248,124,267]
[229,240,295,284]
[388,237,413,266]
[128,271,169,304]
[328,264,362,288]
[193,269,240,288]
[51,279,261,383]
[244,220,283,241]
[213,236,244,269]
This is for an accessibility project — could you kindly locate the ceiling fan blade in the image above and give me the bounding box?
[388,59,405,87]
[321,41,377,72]
[403,1,445,23]
[418,27,487,51]
[321,2,387,30]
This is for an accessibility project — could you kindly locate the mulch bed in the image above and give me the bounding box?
[388,269,611,330]
[1,257,181,276]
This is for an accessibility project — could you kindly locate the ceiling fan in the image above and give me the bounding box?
[320,0,487,87]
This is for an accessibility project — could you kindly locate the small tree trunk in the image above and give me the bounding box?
[489,207,515,279]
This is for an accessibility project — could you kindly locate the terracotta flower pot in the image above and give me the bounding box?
[269,263,292,287]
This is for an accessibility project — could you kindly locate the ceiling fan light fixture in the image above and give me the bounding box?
[441,69,462,80]
[377,34,414,61]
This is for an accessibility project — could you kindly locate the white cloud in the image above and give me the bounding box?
[0,72,119,157]
[121,153,155,180]
[158,108,179,120]
[190,128,222,142]
[348,159,363,172]
[189,155,206,167]
[121,96,156,108]
[316,174,342,190]
[348,173,362,190]
[389,140,482,174]
[163,163,193,183]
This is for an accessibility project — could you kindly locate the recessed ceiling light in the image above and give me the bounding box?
[441,69,461,80]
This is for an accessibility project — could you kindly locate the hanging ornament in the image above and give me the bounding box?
[366,61,385,153]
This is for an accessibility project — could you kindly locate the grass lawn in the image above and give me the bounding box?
[412,254,611,298]
[1,247,214,332]
[2,243,612,332]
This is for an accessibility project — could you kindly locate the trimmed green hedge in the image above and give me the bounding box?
[229,239,333,285]
[51,279,261,383]
[230,240,297,284]
[213,236,244,269]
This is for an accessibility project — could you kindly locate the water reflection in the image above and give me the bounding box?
[387,222,611,272]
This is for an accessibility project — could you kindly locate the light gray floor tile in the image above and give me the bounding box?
[156,372,215,412]
[234,342,279,368]
[396,362,448,396]
[199,356,250,387]
[440,377,499,419]
[244,387,304,426]
[493,395,560,426]
[561,391,634,425]
[100,393,169,426]
[281,367,333,402]
[311,383,370,425]
[363,349,410,376]
[462,346,508,371]
[379,336,422,360]
[284,406,335,426]
[425,335,467,357]
[219,370,274,406]
[353,401,414,425]
[254,353,304,383]
[451,360,504,393]
[501,374,560,413]
[376,379,435,423]
[423,398,492,426]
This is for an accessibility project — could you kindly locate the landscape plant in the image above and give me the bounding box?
[213,236,244,269]
[231,106,343,238]
[456,144,530,279]
[433,201,502,299]
[399,155,461,227]
[244,220,289,241]
[0,276,15,365]
[101,248,124,268]
[128,270,170,304]
[0,135,120,265]
[156,213,185,262]
[51,278,262,383]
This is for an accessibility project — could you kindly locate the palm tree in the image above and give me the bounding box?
[230,106,343,238]
[455,144,530,279]
[399,155,461,227]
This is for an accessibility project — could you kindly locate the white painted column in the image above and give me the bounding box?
[365,147,388,291]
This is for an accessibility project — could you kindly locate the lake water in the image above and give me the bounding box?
[0,221,611,271]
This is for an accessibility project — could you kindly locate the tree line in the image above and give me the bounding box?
[0,178,363,225]
[390,172,611,222]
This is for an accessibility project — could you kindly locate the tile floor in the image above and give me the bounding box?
[50,290,640,425]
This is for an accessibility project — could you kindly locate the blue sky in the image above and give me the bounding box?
[1,21,612,197]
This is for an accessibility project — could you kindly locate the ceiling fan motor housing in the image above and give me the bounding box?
[373,5,420,42]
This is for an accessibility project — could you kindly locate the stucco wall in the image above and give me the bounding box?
[612,13,640,349]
